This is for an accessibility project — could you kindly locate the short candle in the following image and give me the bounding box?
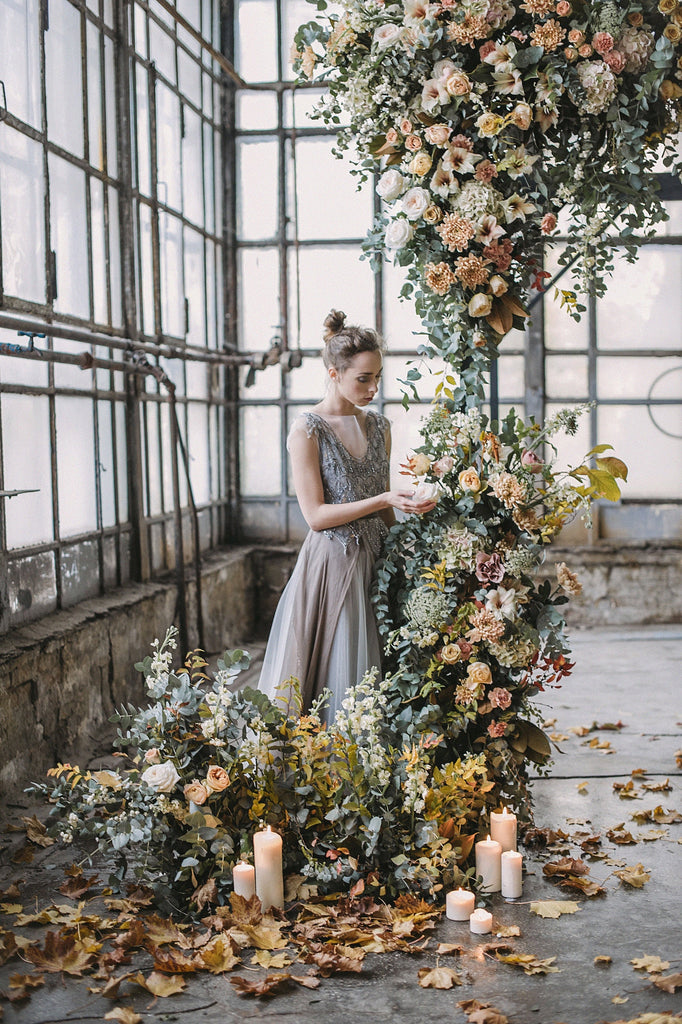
[469,908,493,935]
[490,807,517,852]
[501,850,523,899]
[446,888,475,921]
[233,860,256,899]
[253,826,284,911]
[475,834,502,893]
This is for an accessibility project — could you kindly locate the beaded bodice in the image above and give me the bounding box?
[298,410,390,555]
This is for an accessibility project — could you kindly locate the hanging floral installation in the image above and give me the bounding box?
[292,0,682,384]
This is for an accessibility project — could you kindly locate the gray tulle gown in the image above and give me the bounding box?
[258,410,390,724]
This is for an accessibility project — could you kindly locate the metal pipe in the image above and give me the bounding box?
[168,387,189,657]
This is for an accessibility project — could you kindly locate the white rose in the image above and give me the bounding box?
[401,187,431,221]
[141,761,180,793]
[433,58,456,80]
[376,168,405,202]
[373,24,401,49]
[413,481,440,502]
[384,218,414,250]
[468,292,493,317]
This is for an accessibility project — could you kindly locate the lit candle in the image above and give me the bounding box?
[501,850,523,899]
[233,860,256,899]
[446,888,476,921]
[490,807,517,852]
[469,908,493,935]
[253,826,284,911]
[475,834,502,893]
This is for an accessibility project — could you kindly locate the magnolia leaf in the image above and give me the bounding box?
[104,1009,142,1024]
[615,863,651,888]
[631,955,670,974]
[653,972,682,993]
[133,970,187,997]
[230,972,294,998]
[496,952,560,975]
[529,901,581,919]
[418,965,462,989]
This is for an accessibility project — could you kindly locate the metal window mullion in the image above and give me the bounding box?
[587,284,599,540]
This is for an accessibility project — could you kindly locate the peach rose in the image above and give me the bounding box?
[205,765,230,792]
[411,452,432,476]
[432,455,454,477]
[184,781,208,805]
[405,133,423,151]
[568,29,584,45]
[475,112,505,137]
[510,103,533,130]
[400,118,414,134]
[144,748,161,764]
[446,70,472,96]
[425,123,451,146]
[467,661,492,687]
[458,468,482,492]
[409,152,433,176]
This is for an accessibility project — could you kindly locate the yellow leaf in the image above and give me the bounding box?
[418,965,462,989]
[611,995,629,1004]
[104,1010,142,1024]
[92,771,123,790]
[595,456,628,481]
[200,936,240,974]
[631,954,670,974]
[615,864,651,888]
[133,970,187,997]
[594,955,612,966]
[529,901,581,919]
[251,949,293,970]
[495,925,521,938]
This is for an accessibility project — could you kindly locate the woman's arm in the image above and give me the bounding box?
[289,427,435,532]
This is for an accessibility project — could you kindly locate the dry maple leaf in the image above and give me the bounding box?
[458,999,509,1024]
[141,914,190,947]
[148,946,198,974]
[113,920,147,951]
[59,874,99,899]
[0,933,20,967]
[132,969,187,997]
[11,844,35,864]
[21,815,55,848]
[653,972,682,993]
[495,925,521,938]
[300,943,365,977]
[191,878,217,912]
[436,942,465,955]
[23,931,99,976]
[559,876,606,897]
[0,884,22,901]
[529,901,581,919]
[642,778,672,793]
[615,863,651,888]
[104,1009,142,1024]
[251,949,293,969]
[607,826,637,845]
[199,935,240,974]
[543,857,590,878]
[230,972,294,998]
[418,965,462,989]
[631,955,670,974]
[496,952,560,975]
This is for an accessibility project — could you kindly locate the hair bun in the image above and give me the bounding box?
[323,309,346,341]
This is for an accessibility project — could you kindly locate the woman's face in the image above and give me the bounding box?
[332,350,383,407]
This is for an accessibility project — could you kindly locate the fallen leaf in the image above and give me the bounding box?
[23,931,99,976]
[577,781,589,794]
[104,1009,142,1024]
[290,973,321,990]
[251,949,293,970]
[300,943,364,977]
[11,845,34,864]
[612,995,629,1004]
[613,780,640,800]
[642,778,671,793]
[615,864,651,888]
[529,901,581,919]
[418,965,462,989]
[653,972,682,993]
[495,925,521,938]
[21,815,55,847]
[148,947,198,974]
[496,952,560,975]
[132,970,187,997]
[59,874,99,899]
[607,825,637,845]
[543,857,590,878]
[142,914,190,948]
[594,955,612,966]
[639,829,668,842]
[631,955,670,974]
[0,884,22,900]
[230,972,293,998]
[8,973,45,990]
[568,725,590,737]
[458,999,509,1024]
[436,942,465,955]
[191,878,218,912]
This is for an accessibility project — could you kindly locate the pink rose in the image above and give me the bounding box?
[475,551,506,585]
[489,687,512,710]
[578,43,593,57]
[400,118,413,135]
[432,455,454,477]
[457,640,473,659]
[521,449,544,473]
[488,721,507,738]
[564,46,578,61]
[592,32,614,55]
[475,159,498,183]
[385,128,399,145]
[605,50,626,73]
[425,123,451,146]
[145,748,161,764]
[568,29,584,45]
[556,0,572,14]
[404,134,423,152]
[479,40,496,60]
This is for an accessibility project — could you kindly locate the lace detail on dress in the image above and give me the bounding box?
[298,411,390,556]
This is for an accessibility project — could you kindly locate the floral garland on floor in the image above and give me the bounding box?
[292,0,682,384]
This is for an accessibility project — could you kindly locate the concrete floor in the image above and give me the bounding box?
[1,625,681,1024]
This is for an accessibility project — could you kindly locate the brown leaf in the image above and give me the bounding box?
[104,1009,142,1024]
[418,965,462,989]
[607,826,637,845]
[199,935,240,974]
[143,914,190,947]
[496,952,560,975]
[149,946,198,974]
[191,878,218,912]
[59,874,99,899]
[0,884,22,901]
[132,970,187,997]
[290,973,321,990]
[642,778,672,793]
[543,857,590,878]
[21,815,55,847]
[11,844,34,865]
[653,972,682,993]
[615,864,651,888]
[0,933,20,967]
[113,920,147,951]
[559,876,606,897]
[594,955,612,966]
[23,931,99,976]
[9,973,45,990]
[436,942,465,955]
[458,998,509,1024]
[495,925,521,938]
[631,954,670,974]
[230,972,293,998]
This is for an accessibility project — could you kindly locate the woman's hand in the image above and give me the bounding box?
[385,489,438,516]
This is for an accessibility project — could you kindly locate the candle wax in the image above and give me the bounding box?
[446,888,476,921]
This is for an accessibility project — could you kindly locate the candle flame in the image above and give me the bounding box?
[486,833,491,841]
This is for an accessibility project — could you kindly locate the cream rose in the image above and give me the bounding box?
[184,781,208,805]
[423,204,443,224]
[446,70,472,96]
[467,661,493,687]
[458,468,482,492]
[476,111,504,136]
[489,275,508,297]
[141,761,180,793]
[441,643,462,665]
[384,218,414,250]
[411,452,431,476]
[373,24,401,48]
[409,152,433,177]
[144,748,161,764]
[205,764,230,792]
[468,292,493,317]
[424,123,451,146]
[376,168,405,202]
[401,186,431,220]
[412,480,440,502]
[511,102,533,130]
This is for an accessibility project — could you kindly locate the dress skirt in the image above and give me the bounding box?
[258,528,382,724]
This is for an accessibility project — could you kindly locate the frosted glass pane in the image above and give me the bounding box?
[647,364,682,440]
[656,201,682,236]
[156,83,182,210]
[0,128,46,303]
[209,404,222,500]
[87,22,104,169]
[53,338,93,392]
[46,0,84,155]
[55,397,98,536]
[149,18,176,83]
[598,405,682,500]
[98,401,117,527]
[598,355,681,402]
[135,63,152,195]
[91,178,108,324]
[215,245,223,341]
[236,0,277,82]
[291,138,373,241]
[384,400,431,489]
[544,247,589,351]
[144,401,162,515]
[182,106,204,226]
[202,70,214,119]
[240,405,281,495]
[205,241,216,347]
[159,211,185,337]
[178,49,202,107]
[284,88,343,129]
[497,355,524,402]
[187,403,210,504]
[0,328,48,386]
[383,355,447,402]
[138,202,155,334]
[109,188,122,327]
[286,358,324,401]
[546,355,588,400]
[115,400,129,521]
[237,139,278,239]
[293,247,375,350]
[543,403,592,475]
[241,361,280,399]
[238,248,280,351]
[1,0,41,128]
[382,261,426,350]
[597,248,682,351]
[1,394,53,548]
[214,129,222,229]
[104,36,118,177]
[49,155,89,319]
[184,226,206,346]
[237,92,278,130]
[134,5,148,56]
[202,121,214,233]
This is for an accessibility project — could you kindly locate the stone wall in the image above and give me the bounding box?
[1,541,680,800]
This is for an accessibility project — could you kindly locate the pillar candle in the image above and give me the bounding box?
[469,908,493,935]
[501,850,523,899]
[446,888,476,921]
[475,834,502,893]
[233,860,256,899]
[490,807,517,852]
[253,826,284,911]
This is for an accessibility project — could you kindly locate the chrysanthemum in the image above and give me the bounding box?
[467,607,506,643]
[492,471,527,508]
[447,14,489,46]
[454,254,491,289]
[531,19,566,51]
[437,213,476,252]
[520,0,556,15]
[425,261,457,295]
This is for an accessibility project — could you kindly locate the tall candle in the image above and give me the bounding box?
[233,860,256,899]
[446,888,476,921]
[475,834,502,893]
[253,826,284,911]
[501,850,523,899]
[469,908,493,935]
[490,807,517,852]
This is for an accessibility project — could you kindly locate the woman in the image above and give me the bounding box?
[258,310,436,723]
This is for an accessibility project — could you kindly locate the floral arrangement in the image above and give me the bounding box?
[292,0,682,383]
[32,631,496,911]
[373,399,627,808]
